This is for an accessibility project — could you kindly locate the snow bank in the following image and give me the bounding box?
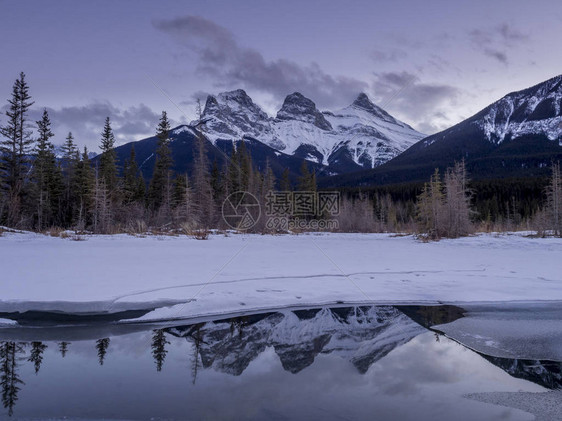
[1,231,561,322]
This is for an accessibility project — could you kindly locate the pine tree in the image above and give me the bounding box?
[0,341,25,416]
[546,161,562,236]
[210,159,222,200]
[28,342,47,374]
[297,160,316,191]
[148,112,173,211]
[58,342,69,358]
[99,117,117,193]
[95,338,110,366]
[60,132,79,225]
[123,146,145,204]
[61,132,78,171]
[238,141,252,192]
[262,159,276,196]
[224,145,240,195]
[151,329,170,372]
[31,109,61,229]
[0,72,35,225]
[280,168,291,191]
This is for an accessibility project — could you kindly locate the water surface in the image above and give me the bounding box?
[0,305,560,420]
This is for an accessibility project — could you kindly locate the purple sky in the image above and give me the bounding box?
[1,0,561,150]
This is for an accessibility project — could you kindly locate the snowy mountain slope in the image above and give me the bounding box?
[324,93,426,168]
[195,89,425,172]
[104,120,326,183]
[475,74,562,144]
[322,74,562,186]
[167,305,425,376]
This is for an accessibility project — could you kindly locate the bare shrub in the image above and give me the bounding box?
[126,219,148,235]
[46,226,65,237]
[416,161,474,240]
[192,228,210,240]
[336,195,376,232]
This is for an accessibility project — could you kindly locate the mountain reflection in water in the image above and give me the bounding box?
[0,305,560,419]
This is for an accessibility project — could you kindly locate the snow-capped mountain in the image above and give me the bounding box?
[195,89,425,172]
[475,75,562,145]
[322,74,562,187]
[167,305,425,376]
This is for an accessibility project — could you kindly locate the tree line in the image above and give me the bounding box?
[0,73,316,234]
[1,72,560,238]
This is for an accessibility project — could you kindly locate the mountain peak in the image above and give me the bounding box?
[352,93,375,110]
[277,92,333,130]
[217,89,252,103]
[349,92,400,125]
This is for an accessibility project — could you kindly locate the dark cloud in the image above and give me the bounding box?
[373,71,460,134]
[46,103,161,150]
[483,48,508,65]
[469,23,530,65]
[153,15,367,108]
[497,23,529,43]
[1,102,162,151]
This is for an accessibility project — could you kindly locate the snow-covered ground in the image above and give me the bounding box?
[1,231,561,324]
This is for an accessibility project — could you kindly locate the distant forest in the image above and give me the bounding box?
[1,73,561,238]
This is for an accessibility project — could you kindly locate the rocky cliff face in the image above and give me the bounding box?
[195,89,425,172]
[167,306,425,376]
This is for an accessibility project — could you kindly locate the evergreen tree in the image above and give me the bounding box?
[190,327,204,385]
[99,117,117,193]
[297,160,316,191]
[95,338,110,366]
[28,342,47,374]
[280,168,291,191]
[0,72,35,225]
[60,132,79,225]
[210,159,222,201]
[123,145,145,204]
[238,141,252,192]
[262,159,276,196]
[31,109,61,229]
[58,342,69,358]
[61,132,78,171]
[148,111,173,210]
[224,145,240,195]
[546,161,562,236]
[0,341,25,416]
[151,329,170,372]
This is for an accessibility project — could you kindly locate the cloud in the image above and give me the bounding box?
[370,48,408,63]
[372,71,461,134]
[1,102,162,151]
[469,23,530,65]
[153,15,367,108]
[46,103,162,150]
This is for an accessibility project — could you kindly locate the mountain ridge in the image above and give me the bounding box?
[320,74,562,187]
[195,89,426,172]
